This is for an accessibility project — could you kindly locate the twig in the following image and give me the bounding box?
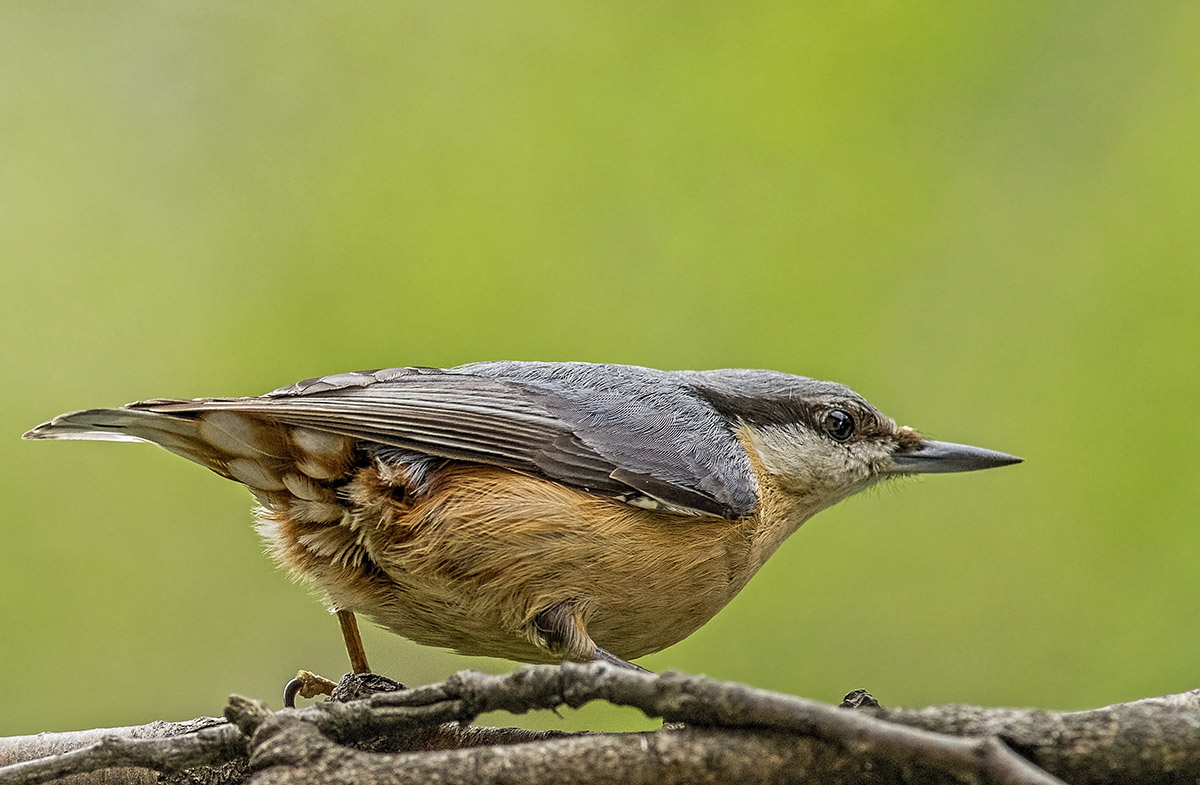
[0,721,245,785]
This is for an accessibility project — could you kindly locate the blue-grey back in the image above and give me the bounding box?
[126,361,865,519]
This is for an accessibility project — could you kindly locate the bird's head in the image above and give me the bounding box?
[691,370,1021,517]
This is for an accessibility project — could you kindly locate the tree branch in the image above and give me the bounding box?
[2,665,1197,785]
[0,717,244,785]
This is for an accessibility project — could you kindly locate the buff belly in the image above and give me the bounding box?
[257,461,756,662]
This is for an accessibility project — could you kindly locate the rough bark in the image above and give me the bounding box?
[1,664,1197,785]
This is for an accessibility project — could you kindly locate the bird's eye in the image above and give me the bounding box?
[822,409,855,442]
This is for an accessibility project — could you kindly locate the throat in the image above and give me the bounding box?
[744,494,821,575]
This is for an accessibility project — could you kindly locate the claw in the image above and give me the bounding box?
[283,669,337,708]
[593,647,652,673]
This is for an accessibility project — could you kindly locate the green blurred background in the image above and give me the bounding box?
[2,3,1198,735]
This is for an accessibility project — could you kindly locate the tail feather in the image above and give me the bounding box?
[23,407,197,443]
[24,404,354,522]
[23,407,217,467]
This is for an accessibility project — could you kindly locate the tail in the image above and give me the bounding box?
[23,403,286,472]
[23,406,270,483]
[24,404,354,520]
[23,407,205,457]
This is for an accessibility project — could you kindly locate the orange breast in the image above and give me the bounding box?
[258,462,761,661]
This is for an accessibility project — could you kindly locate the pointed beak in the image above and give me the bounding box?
[889,439,1023,474]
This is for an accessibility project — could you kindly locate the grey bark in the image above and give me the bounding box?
[1,664,1197,785]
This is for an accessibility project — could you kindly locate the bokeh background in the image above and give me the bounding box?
[2,3,1198,735]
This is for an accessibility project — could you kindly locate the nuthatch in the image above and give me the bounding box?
[25,361,1020,672]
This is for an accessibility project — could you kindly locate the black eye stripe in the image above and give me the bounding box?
[822,409,855,442]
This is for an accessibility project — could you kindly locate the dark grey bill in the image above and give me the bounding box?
[889,440,1023,474]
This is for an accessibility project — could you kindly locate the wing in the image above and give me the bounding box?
[122,363,760,518]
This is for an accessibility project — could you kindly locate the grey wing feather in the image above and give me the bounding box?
[136,373,601,471]
[451,362,761,516]
[123,363,760,518]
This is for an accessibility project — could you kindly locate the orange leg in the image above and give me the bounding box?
[337,610,372,674]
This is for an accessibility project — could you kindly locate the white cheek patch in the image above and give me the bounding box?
[747,424,828,479]
[747,424,885,491]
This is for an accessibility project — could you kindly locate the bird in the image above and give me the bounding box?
[24,361,1021,675]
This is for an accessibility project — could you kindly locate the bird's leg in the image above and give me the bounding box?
[532,602,651,672]
[282,611,372,708]
[337,609,372,674]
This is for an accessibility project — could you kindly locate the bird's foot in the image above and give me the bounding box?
[283,669,405,708]
[283,670,338,708]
